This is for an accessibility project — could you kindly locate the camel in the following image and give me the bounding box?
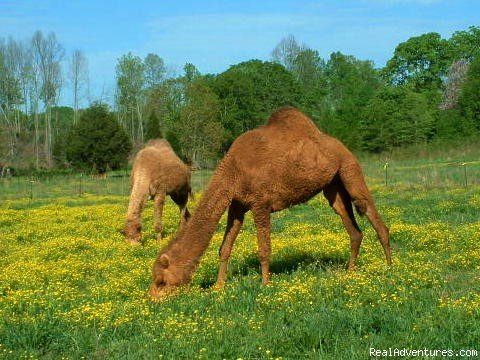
[149,107,391,298]
[123,139,193,244]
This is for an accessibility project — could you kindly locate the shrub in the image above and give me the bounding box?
[65,103,131,173]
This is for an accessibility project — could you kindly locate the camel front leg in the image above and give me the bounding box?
[124,181,149,245]
[153,192,166,240]
[215,202,245,288]
[252,208,272,285]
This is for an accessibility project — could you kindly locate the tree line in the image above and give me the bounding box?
[1,26,479,173]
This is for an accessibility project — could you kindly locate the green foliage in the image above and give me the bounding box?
[450,26,480,61]
[321,52,381,149]
[115,53,145,109]
[176,79,224,166]
[143,53,166,89]
[458,56,480,129]
[436,107,476,140]
[360,86,436,152]
[383,32,452,91]
[65,103,131,173]
[183,63,201,82]
[0,39,23,110]
[144,112,163,141]
[213,60,302,145]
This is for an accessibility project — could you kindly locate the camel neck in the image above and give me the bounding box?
[166,175,232,277]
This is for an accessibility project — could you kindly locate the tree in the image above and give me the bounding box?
[360,86,436,152]
[144,53,166,89]
[271,34,303,72]
[115,52,145,144]
[382,32,452,91]
[68,49,89,124]
[183,63,201,82]
[272,36,328,123]
[65,103,131,173]
[176,79,224,167]
[439,60,470,110]
[458,56,480,130]
[0,38,23,160]
[213,60,302,145]
[292,48,328,120]
[144,111,163,141]
[322,52,381,148]
[450,26,480,62]
[31,30,65,167]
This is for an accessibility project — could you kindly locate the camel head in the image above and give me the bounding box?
[149,253,186,300]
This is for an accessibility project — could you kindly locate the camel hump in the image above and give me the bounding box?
[144,138,172,150]
[266,107,318,131]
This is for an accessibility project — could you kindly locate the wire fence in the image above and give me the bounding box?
[0,162,479,202]
[0,170,214,201]
[369,160,480,188]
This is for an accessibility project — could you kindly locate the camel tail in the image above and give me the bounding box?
[338,160,392,266]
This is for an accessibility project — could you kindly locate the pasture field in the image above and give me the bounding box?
[1,156,480,359]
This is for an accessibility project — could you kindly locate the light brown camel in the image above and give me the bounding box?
[150,108,391,298]
[123,139,193,244]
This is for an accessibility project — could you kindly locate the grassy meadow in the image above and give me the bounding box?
[0,148,479,359]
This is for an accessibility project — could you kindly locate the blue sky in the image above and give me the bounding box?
[0,0,478,106]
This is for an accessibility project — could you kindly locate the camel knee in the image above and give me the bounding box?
[352,231,363,245]
[218,246,230,261]
[352,199,368,216]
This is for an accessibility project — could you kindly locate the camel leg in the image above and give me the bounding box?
[124,182,149,245]
[323,183,363,270]
[252,208,272,285]
[339,166,392,267]
[171,191,191,233]
[153,192,166,240]
[215,202,246,288]
[363,203,392,267]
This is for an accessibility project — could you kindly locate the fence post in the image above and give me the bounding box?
[78,173,83,197]
[461,163,468,188]
[29,178,34,200]
[384,162,389,187]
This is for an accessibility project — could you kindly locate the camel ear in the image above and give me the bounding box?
[159,254,170,268]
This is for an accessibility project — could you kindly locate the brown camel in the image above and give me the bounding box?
[150,107,391,298]
[123,139,193,244]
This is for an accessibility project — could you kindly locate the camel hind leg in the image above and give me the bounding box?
[252,207,272,285]
[339,163,392,267]
[323,183,363,270]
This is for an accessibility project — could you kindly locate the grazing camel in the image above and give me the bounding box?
[150,108,391,298]
[123,139,193,244]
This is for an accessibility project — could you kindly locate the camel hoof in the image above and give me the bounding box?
[212,281,225,291]
[347,264,357,271]
[126,239,141,246]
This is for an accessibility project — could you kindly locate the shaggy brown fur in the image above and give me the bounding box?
[123,139,193,244]
[150,108,391,298]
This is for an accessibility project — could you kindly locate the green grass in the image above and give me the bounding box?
[0,146,479,359]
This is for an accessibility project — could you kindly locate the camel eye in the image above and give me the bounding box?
[155,279,166,287]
